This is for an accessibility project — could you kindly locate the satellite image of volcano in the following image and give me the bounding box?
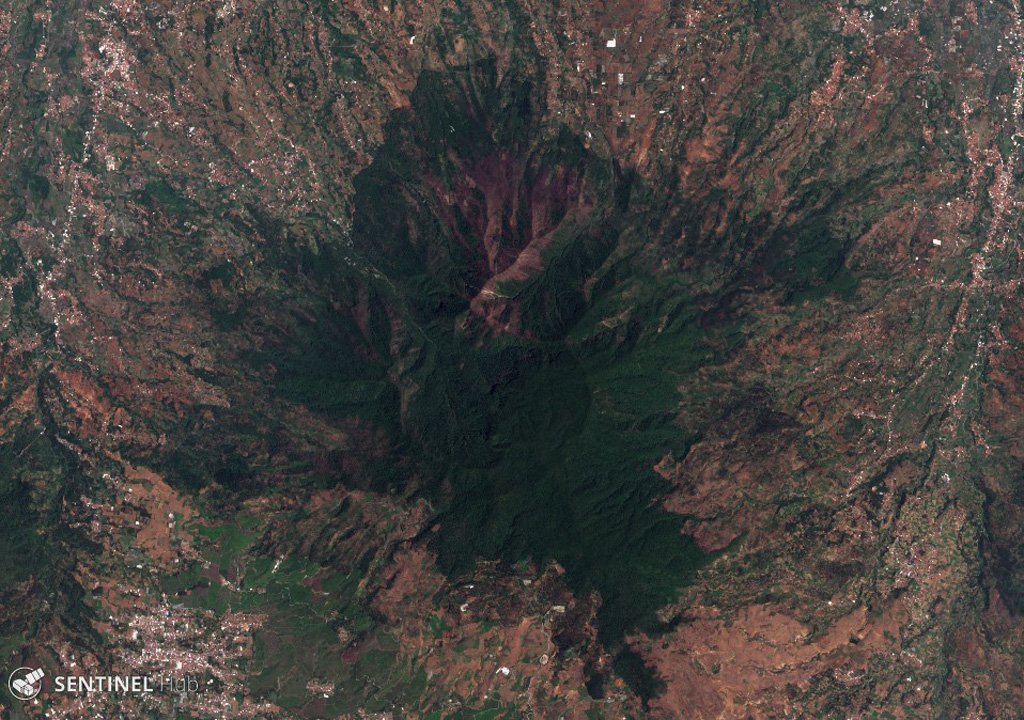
[3,0,1024,717]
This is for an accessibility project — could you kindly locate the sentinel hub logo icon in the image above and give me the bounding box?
[9,667,44,700]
